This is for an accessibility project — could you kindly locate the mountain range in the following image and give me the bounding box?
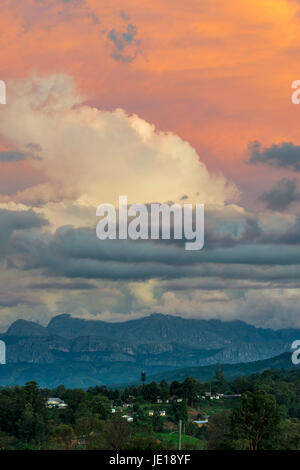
[0,313,298,387]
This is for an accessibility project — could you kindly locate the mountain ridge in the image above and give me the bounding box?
[0,313,298,387]
[5,313,300,346]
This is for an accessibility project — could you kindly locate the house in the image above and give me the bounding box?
[122,415,133,422]
[193,419,208,428]
[47,397,68,409]
[157,398,163,404]
[148,410,154,416]
[111,408,116,413]
[159,410,166,416]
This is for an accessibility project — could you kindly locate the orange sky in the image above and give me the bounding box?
[1,0,300,204]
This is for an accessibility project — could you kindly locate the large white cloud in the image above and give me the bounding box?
[0,74,238,215]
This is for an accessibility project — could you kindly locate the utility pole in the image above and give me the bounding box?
[178,419,182,450]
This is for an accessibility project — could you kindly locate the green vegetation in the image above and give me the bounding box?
[0,366,299,450]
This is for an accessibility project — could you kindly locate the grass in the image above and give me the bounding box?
[197,398,237,416]
[157,432,205,450]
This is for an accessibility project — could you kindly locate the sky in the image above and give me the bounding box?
[1,0,300,329]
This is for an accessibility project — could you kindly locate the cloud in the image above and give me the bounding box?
[108,23,141,63]
[0,74,237,209]
[9,220,300,285]
[29,280,97,290]
[0,151,25,162]
[0,294,41,308]
[0,208,48,256]
[249,141,300,171]
[156,287,300,329]
[259,178,300,210]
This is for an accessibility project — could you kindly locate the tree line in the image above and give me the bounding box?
[0,367,299,450]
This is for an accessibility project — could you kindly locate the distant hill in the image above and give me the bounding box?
[143,352,297,384]
[0,352,295,389]
[0,313,298,387]
[5,319,48,337]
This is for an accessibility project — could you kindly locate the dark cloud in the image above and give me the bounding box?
[4,205,300,286]
[259,178,300,210]
[120,11,130,21]
[0,295,41,308]
[29,280,98,290]
[8,221,300,285]
[0,209,48,256]
[0,151,25,162]
[248,141,300,171]
[108,24,141,63]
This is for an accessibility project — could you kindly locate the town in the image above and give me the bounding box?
[0,366,298,450]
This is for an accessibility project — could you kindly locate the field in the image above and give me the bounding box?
[156,432,205,450]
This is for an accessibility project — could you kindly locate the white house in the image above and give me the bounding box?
[47,398,68,409]
[122,414,133,422]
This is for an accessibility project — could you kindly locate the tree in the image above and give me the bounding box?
[142,382,161,403]
[182,377,199,406]
[24,381,46,414]
[17,403,46,446]
[90,395,110,419]
[273,418,300,450]
[231,390,281,450]
[205,411,232,450]
[151,411,164,432]
[214,365,225,387]
[18,404,36,444]
[125,435,167,450]
[159,380,169,401]
[50,424,75,449]
[63,388,86,413]
[75,415,105,450]
[105,417,132,450]
[168,400,188,424]
[170,381,182,397]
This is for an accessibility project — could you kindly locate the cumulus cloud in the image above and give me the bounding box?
[0,74,238,211]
